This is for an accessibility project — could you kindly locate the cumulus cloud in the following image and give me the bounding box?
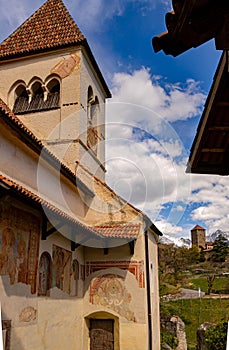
[105,68,229,237]
[109,68,205,125]
[154,219,184,236]
[189,176,229,233]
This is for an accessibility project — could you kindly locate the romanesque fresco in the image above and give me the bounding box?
[85,260,145,288]
[51,53,80,79]
[0,201,40,293]
[90,274,136,322]
[52,245,72,294]
[38,252,52,296]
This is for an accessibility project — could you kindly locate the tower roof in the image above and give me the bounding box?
[0,0,111,97]
[191,225,205,231]
[0,0,85,59]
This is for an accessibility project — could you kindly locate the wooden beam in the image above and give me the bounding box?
[104,248,109,255]
[208,126,229,131]
[216,101,229,107]
[201,148,225,153]
[129,240,135,255]
[71,241,81,251]
[46,222,65,238]
[42,216,65,240]
[42,214,48,240]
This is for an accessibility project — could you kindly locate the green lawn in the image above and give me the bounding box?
[187,277,229,294]
[161,298,229,350]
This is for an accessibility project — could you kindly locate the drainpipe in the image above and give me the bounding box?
[145,230,152,350]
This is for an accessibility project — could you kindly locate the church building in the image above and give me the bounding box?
[0,1,161,349]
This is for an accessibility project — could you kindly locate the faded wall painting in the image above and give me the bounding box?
[85,261,145,288]
[0,202,40,294]
[52,245,72,294]
[38,252,52,296]
[90,274,136,322]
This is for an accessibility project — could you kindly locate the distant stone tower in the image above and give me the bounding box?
[191,225,206,250]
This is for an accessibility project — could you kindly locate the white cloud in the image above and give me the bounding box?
[109,68,205,126]
[154,219,183,236]
[105,68,229,237]
[189,176,229,233]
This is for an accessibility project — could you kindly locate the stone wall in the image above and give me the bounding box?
[161,314,187,350]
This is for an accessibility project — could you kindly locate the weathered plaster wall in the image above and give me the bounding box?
[0,47,107,180]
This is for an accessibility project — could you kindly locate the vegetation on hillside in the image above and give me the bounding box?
[159,240,229,349]
[158,241,229,296]
[205,321,228,350]
[210,234,229,262]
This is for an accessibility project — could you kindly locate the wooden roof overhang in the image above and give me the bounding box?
[152,0,229,56]
[188,50,229,175]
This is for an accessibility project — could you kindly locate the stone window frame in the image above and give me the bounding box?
[87,86,100,155]
[38,251,52,297]
[10,75,61,114]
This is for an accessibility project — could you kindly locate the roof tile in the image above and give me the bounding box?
[95,224,141,239]
[191,225,205,230]
[0,174,140,241]
[0,0,85,59]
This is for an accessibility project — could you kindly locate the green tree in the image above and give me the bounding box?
[206,274,215,295]
[199,250,206,262]
[186,245,200,264]
[211,234,228,262]
[205,321,228,350]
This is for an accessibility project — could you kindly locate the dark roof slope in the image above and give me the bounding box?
[0,0,85,59]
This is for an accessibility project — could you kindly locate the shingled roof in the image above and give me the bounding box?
[191,225,205,231]
[0,0,85,59]
[95,224,141,239]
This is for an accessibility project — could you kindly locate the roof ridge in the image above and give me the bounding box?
[191,225,205,230]
[0,0,85,59]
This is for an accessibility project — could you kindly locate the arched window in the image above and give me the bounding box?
[29,81,45,111]
[11,76,61,114]
[45,78,60,109]
[13,84,29,114]
[38,252,52,296]
[87,87,99,154]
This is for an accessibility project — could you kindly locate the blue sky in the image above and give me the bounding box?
[1,0,228,239]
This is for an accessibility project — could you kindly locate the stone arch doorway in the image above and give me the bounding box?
[85,311,120,350]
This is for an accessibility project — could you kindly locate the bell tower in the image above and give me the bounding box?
[0,0,111,180]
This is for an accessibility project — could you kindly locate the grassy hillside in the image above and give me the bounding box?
[188,276,229,293]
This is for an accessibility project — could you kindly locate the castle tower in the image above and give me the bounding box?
[191,225,206,250]
[0,0,111,180]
